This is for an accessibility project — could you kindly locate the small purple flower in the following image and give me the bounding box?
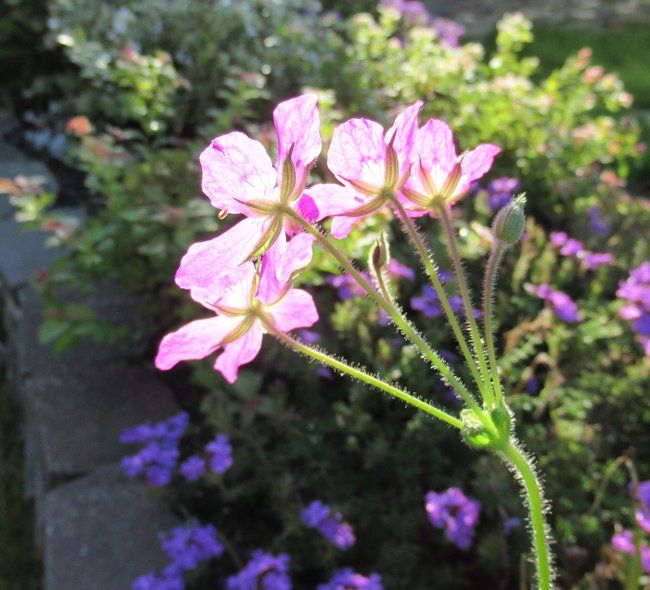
[549,231,568,248]
[633,481,650,533]
[431,17,465,48]
[120,414,189,488]
[487,177,519,211]
[380,0,430,26]
[583,251,614,269]
[301,500,356,549]
[180,455,206,482]
[528,284,583,323]
[548,230,613,269]
[205,434,233,475]
[327,272,368,300]
[425,487,481,550]
[503,516,521,536]
[526,375,539,395]
[317,568,383,590]
[616,263,650,355]
[162,524,224,571]
[589,206,610,235]
[386,258,415,281]
[611,530,650,574]
[132,572,184,590]
[316,367,334,379]
[226,551,291,590]
[298,329,321,344]
[560,238,584,257]
[411,285,443,318]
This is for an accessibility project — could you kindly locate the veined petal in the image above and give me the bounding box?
[273,94,321,188]
[210,263,257,312]
[257,233,314,303]
[385,101,423,179]
[215,321,264,383]
[200,132,276,215]
[302,183,366,220]
[155,315,242,371]
[175,218,269,300]
[454,143,501,198]
[331,214,367,239]
[268,288,319,332]
[413,119,457,193]
[328,118,386,188]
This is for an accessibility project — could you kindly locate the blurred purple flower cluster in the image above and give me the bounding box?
[527,284,583,323]
[328,259,413,301]
[120,413,189,487]
[133,524,224,589]
[317,568,383,590]
[635,481,650,533]
[610,480,650,574]
[226,550,291,590]
[617,262,650,355]
[301,500,356,549]
[487,177,520,211]
[424,487,481,549]
[589,206,610,235]
[549,231,614,270]
[379,0,464,46]
[121,412,233,485]
[411,284,481,319]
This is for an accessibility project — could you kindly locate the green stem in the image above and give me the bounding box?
[439,205,495,406]
[502,442,553,590]
[483,242,505,403]
[268,324,462,430]
[284,207,480,412]
[391,197,488,400]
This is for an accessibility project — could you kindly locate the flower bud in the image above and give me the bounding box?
[370,231,390,275]
[492,194,526,245]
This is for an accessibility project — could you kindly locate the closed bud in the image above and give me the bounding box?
[370,230,391,274]
[492,194,526,245]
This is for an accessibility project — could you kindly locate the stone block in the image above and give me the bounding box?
[0,138,58,194]
[23,362,178,492]
[44,464,178,590]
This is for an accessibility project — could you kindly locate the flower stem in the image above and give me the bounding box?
[284,207,479,410]
[267,324,462,430]
[439,205,495,406]
[391,197,488,400]
[483,241,505,403]
[502,442,553,590]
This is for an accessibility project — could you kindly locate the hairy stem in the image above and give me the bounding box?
[483,242,505,402]
[391,197,488,400]
[439,205,495,406]
[284,207,481,411]
[502,442,553,590]
[267,323,462,429]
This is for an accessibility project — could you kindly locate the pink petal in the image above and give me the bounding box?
[200,131,276,214]
[268,288,319,332]
[214,321,264,383]
[455,143,501,196]
[328,118,386,188]
[412,119,457,192]
[331,214,364,239]
[385,101,423,177]
[210,263,257,310]
[257,233,314,303]
[155,315,242,370]
[273,94,322,186]
[175,218,269,300]
[302,183,366,220]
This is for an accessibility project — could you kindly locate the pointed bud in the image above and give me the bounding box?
[370,230,391,274]
[218,210,229,220]
[279,144,297,202]
[492,194,526,245]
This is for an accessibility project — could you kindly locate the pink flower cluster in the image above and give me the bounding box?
[549,231,614,270]
[155,95,500,382]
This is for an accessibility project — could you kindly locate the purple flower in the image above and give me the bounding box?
[617,263,650,355]
[583,251,614,269]
[487,177,519,211]
[132,572,184,590]
[633,481,650,533]
[528,284,583,323]
[386,258,415,281]
[180,456,206,482]
[431,17,465,48]
[162,524,224,572]
[411,286,480,318]
[548,230,613,269]
[298,329,321,344]
[380,0,430,26]
[226,551,291,590]
[317,568,383,590]
[205,434,233,475]
[560,239,584,257]
[120,414,189,487]
[424,487,481,550]
[503,516,521,536]
[327,272,368,300]
[589,206,610,235]
[301,500,356,549]
[526,375,539,395]
[611,530,650,574]
[549,231,568,248]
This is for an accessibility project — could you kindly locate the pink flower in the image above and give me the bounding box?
[175,94,321,297]
[399,119,500,215]
[303,101,422,238]
[156,234,318,383]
